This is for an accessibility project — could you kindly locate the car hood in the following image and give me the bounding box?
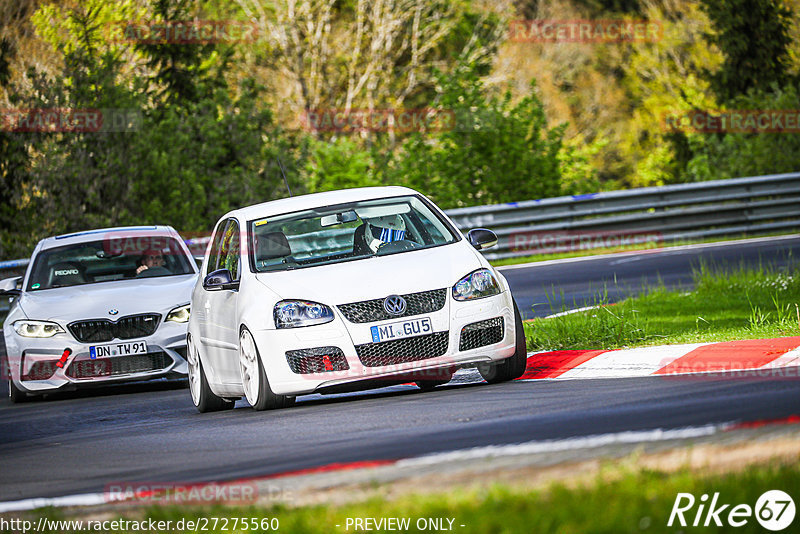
[254,242,485,304]
[17,274,197,322]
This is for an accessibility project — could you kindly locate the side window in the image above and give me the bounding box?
[206,220,228,276]
[224,220,241,281]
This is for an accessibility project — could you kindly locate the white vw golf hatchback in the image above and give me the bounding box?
[187,187,527,412]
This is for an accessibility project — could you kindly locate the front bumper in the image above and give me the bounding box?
[251,291,516,396]
[5,321,189,394]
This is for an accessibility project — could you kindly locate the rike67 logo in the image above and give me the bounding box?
[668,490,796,531]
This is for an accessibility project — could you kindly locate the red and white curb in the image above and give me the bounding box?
[517,336,800,380]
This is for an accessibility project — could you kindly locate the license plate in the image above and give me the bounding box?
[370,317,432,343]
[89,341,147,359]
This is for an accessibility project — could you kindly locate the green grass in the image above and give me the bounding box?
[524,263,800,351]
[28,459,800,533]
[490,232,796,268]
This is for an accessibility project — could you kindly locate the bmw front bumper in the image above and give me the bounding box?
[4,320,189,395]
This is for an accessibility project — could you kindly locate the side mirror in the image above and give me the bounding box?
[0,276,22,296]
[467,228,498,251]
[203,269,239,291]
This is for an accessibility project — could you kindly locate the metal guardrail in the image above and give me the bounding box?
[1,173,799,277]
[446,172,800,259]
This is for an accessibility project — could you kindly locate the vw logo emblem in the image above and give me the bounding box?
[108,309,119,316]
[383,295,407,316]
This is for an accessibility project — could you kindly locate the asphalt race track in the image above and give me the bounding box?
[1,236,799,504]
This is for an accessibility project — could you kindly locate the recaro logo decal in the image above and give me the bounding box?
[383,295,407,316]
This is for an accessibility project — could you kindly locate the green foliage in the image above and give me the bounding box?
[526,290,651,351]
[305,137,381,194]
[6,0,800,259]
[135,0,221,106]
[390,66,564,208]
[125,86,279,232]
[0,32,33,258]
[617,1,722,187]
[0,0,293,257]
[558,135,605,195]
[525,262,800,351]
[701,0,794,103]
[685,83,800,181]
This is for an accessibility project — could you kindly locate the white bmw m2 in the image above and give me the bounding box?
[187,187,527,412]
[1,226,198,402]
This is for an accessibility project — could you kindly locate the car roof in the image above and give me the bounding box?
[37,225,180,250]
[229,186,421,222]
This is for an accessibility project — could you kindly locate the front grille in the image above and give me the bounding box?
[68,314,161,342]
[338,288,447,323]
[66,352,171,378]
[459,317,504,351]
[355,331,449,367]
[286,347,349,374]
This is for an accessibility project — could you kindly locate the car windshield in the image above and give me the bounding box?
[26,236,195,291]
[250,195,459,272]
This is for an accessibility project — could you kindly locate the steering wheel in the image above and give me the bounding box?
[376,240,420,255]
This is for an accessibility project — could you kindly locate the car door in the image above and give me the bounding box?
[202,218,242,386]
[196,220,224,361]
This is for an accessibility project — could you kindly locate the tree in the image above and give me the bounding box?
[234,0,507,138]
[390,67,564,208]
[304,137,381,193]
[135,0,220,107]
[685,84,800,181]
[617,0,722,186]
[0,0,294,257]
[701,0,793,102]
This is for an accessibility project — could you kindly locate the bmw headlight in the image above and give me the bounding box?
[274,300,334,328]
[13,320,65,338]
[452,269,501,301]
[166,304,191,323]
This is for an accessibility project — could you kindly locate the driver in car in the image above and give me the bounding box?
[364,214,407,253]
[136,249,171,277]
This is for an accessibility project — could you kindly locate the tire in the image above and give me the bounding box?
[8,379,30,404]
[479,299,528,384]
[187,336,234,413]
[3,335,28,403]
[239,328,293,411]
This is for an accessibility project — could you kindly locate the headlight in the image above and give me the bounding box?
[274,300,334,329]
[166,304,191,323]
[452,269,501,301]
[13,320,65,338]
